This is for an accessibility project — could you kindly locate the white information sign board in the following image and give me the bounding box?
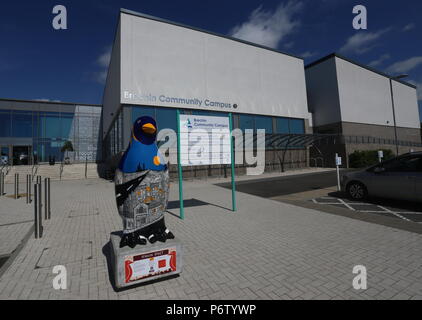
[179,115,232,166]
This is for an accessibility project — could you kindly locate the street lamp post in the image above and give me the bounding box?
[389,74,408,156]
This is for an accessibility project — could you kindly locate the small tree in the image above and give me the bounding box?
[61,140,74,153]
[61,140,74,163]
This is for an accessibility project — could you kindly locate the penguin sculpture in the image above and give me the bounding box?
[114,116,174,249]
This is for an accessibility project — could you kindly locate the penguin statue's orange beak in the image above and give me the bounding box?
[142,123,156,134]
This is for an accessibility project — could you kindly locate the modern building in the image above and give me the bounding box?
[0,98,102,165]
[102,9,312,176]
[305,53,421,167]
[1,9,421,175]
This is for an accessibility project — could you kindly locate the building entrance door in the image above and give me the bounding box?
[1,146,10,165]
[12,145,32,165]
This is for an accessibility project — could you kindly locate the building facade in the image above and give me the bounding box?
[0,99,102,165]
[2,10,421,174]
[305,54,422,167]
[102,9,312,177]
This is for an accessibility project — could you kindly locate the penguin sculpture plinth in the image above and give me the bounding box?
[110,116,182,288]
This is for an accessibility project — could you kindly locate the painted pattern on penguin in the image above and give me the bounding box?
[114,116,174,249]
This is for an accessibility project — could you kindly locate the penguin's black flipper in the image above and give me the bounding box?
[156,230,167,243]
[165,229,175,239]
[120,232,137,248]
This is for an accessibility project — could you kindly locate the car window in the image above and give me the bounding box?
[383,156,422,173]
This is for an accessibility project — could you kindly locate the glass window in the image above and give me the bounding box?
[61,113,74,139]
[0,110,11,137]
[255,116,273,134]
[384,155,422,172]
[156,107,177,131]
[289,119,305,134]
[275,117,289,134]
[12,111,32,137]
[40,112,61,139]
[239,114,254,131]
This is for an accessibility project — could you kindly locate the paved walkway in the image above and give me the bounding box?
[0,184,33,260]
[0,174,422,300]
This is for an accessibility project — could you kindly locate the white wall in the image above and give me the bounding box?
[391,80,420,129]
[305,58,342,127]
[102,20,121,138]
[119,12,309,120]
[335,57,395,127]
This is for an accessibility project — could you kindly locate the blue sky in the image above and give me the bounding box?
[0,0,421,120]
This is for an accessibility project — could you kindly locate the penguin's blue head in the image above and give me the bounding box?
[132,116,157,145]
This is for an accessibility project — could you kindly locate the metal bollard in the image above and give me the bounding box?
[38,181,43,237]
[48,178,51,220]
[14,173,19,199]
[26,174,30,204]
[0,172,3,196]
[44,178,49,220]
[34,184,40,238]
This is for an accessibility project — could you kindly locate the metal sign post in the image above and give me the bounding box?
[176,112,236,218]
[176,109,185,220]
[335,153,342,191]
[378,150,384,163]
[228,113,236,212]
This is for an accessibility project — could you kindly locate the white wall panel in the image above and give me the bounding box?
[335,57,395,127]
[391,80,420,129]
[119,12,309,120]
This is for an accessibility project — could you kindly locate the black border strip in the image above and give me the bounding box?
[0,98,101,108]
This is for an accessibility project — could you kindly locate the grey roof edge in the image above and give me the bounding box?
[0,98,101,107]
[305,53,417,89]
[119,8,304,61]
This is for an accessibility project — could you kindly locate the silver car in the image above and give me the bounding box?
[341,152,422,202]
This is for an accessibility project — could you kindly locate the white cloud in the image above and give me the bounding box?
[386,56,422,74]
[93,46,111,84]
[339,29,389,55]
[300,51,318,59]
[97,47,111,68]
[92,70,108,84]
[402,23,415,31]
[229,1,303,49]
[408,80,422,101]
[368,54,391,67]
[284,41,294,49]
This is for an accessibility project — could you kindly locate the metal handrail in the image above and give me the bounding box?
[59,161,64,180]
[1,162,11,175]
[31,163,39,182]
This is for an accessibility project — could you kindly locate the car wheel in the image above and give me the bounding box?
[347,181,367,200]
